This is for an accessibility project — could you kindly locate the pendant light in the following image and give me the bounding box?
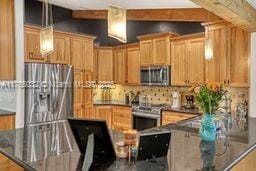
[40,0,54,57]
[108,5,127,43]
[205,27,213,60]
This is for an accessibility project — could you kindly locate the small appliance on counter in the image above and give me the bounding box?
[185,95,195,109]
[171,90,181,108]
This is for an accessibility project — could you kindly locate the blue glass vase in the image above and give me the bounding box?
[199,114,216,141]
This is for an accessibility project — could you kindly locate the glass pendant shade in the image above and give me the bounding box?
[205,38,213,60]
[40,26,54,57]
[108,5,127,43]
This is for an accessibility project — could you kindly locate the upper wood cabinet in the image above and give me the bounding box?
[48,33,70,64]
[70,36,94,72]
[204,23,229,85]
[229,26,250,87]
[127,43,140,85]
[25,27,45,62]
[0,0,15,80]
[96,47,113,82]
[25,25,95,67]
[171,39,187,86]
[171,33,205,86]
[203,22,250,87]
[113,47,127,84]
[138,32,177,66]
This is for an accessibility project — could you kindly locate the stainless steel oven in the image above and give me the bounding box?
[140,65,170,86]
[132,105,161,131]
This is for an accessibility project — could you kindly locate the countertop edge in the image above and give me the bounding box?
[0,149,35,171]
[223,143,256,171]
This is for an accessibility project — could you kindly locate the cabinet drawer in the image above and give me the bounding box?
[162,111,197,125]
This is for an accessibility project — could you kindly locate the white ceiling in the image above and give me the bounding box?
[42,0,200,10]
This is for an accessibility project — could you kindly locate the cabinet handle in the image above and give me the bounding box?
[227,80,230,84]
[224,80,226,84]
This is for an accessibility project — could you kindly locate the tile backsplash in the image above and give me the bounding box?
[0,87,16,112]
[93,85,249,111]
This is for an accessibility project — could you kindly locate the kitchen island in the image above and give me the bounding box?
[0,116,255,171]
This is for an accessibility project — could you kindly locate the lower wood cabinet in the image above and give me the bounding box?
[112,106,132,131]
[94,106,112,128]
[0,153,24,171]
[0,115,15,130]
[162,111,197,125]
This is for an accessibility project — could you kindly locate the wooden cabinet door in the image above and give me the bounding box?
[205,24,229,84]
[70,37,85,71]
[140,40,153,66]
[95,106,112,128]
[83,39,94,72]
[229,27,250,87]
[113,49,127,84]
[162,111,196,125]
[97,48,113,81]
[127,46,140,85]
[187,37,205,84]
[0,0,15,80]
[73,71,84,118]
[0,115,15,130]
[48,33,70,64]
[153,37,170,65]
[112,106,132,131]
[24,28,45,62]
[171,40,187,86]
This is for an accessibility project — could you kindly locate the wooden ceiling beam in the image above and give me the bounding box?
[72,8,221,22]
[190,0,256,32]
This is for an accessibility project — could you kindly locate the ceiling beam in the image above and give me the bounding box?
[72,8,221,22]
[190,0,256,32]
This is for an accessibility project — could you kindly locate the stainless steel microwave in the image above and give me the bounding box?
[140,66,170,86]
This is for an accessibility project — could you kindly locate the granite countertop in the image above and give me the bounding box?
[0,109,15,115]
[0,117,255,171]
[93,100,134,107]
[162,106,202,114]
[0,121,168,171]
[93,100,202,115]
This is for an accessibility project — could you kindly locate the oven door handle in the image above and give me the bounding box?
[132,112,160,119]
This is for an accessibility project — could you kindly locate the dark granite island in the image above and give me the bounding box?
[0,117,255,171]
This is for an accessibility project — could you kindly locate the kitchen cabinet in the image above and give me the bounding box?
[162,111,197,125]
[48,33,70,64]
[231,148,256,171]
[0,0,15,80]
[96,47,113,82]
[25,25,95,68]
[204,21,250,87]
[0,153,24,171]
[127,44,140,85]
[113,47,127,84]
[229,26,250,87]
[204,22,229,85]
[171,40,187,86]
[24,27,45,62]
[73,72,94,119]
[95,106,112,128]
[138,32,177,66]
[70,36,94,72]
[0,115,15,130]
[171,33,205,86]
[112,106,132,131]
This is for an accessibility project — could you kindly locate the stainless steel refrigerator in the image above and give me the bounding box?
[25,63,73,126]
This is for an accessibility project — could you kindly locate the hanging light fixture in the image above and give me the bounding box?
[40,0,54,57]
[108,5,127,43]
[205,27,213,60]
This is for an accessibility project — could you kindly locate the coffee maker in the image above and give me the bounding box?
[185,95,194,109]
